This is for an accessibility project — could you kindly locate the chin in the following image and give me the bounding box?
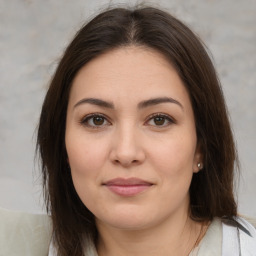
[95,207,160,231]
[100,218,151,231]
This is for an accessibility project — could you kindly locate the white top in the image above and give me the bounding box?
[48,216,256,256]
[1,208,255,256]
[48,220,223,256]
[0,208,52,256]
[190,218,222,256]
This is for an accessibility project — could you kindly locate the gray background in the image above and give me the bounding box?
[0,0,255,215]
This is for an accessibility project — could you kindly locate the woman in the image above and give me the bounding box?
[35,6,256,256]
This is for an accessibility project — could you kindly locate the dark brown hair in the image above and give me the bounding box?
[37,6,238,256]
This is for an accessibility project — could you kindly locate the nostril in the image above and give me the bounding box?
[113,158,139,167]
[109,143,146,166]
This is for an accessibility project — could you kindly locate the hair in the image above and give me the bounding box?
[37,6,238,256]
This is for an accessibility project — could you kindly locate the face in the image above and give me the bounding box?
[65,47,202,231]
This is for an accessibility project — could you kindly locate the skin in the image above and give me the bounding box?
[65,46,204,256]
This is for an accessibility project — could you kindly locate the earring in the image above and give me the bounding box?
[197,163,203,170]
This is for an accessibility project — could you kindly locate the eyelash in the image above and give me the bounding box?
[80,113,110,129]
[79,113,175,129]
[145,113,176,127]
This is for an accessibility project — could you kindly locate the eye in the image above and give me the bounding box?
[80,114,110,128]
[146,114,175,127]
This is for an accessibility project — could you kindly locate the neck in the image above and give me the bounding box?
[96,212,203,256]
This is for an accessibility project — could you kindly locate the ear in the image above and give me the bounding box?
[192,142,204,173]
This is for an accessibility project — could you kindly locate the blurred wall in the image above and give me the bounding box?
[0,0,255,214]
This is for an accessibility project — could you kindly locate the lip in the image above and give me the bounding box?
[103,178,153,197]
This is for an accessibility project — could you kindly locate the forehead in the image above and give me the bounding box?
[69,46,190,108]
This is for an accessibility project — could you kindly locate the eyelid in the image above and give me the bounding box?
[145,113,176,126]
[79,113,111,128]
[79,112,175,128]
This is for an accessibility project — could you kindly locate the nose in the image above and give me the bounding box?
[109,125,146,167]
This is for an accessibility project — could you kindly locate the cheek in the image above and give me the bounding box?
[66,135,108,174]
[66,137,109,208]
[150,136,196,173]
[65,135,110,204]
[147,131,197,198]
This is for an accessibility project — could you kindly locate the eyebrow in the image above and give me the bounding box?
[138,97,183,110]
[74,97,183,110]
[74,98,114,109]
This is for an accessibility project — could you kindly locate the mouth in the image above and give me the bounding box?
[103,178,153,197]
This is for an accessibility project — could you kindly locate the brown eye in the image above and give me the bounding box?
[92,116,105,126]
[81,114,110,128]
[146,114,174,127]
[153,116,165,126]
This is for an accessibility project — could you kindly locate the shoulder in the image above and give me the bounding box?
[0,207,52,256]
[222,216,256,256]
[240,216,256,229]
[197,217,256,256]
